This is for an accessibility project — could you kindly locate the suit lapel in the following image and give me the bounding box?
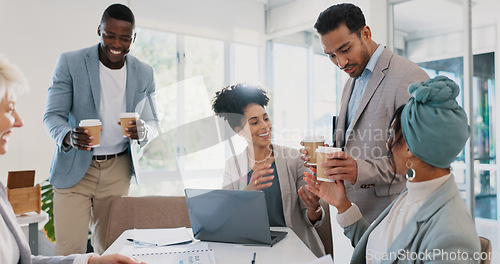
[383,221,419,263]
[86,45,102,114]
[382,177,458,263]
[336,78,354,148]
[273,145,292,226]
[238,149,249,190]
[125,57,137,112]
[347,49,392,142]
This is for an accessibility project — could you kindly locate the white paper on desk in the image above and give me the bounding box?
[119,243,215,264]
[305,254,334,264]
[133,227,193,246]
[120,242,210,255]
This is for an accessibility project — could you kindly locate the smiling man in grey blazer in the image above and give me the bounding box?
[43,4,159,255]
[309,3,429,223]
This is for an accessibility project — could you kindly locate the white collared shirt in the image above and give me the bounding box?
[345,44,385,139]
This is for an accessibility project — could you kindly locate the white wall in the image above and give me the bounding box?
[0,0,265,183]
[266,0,389,45]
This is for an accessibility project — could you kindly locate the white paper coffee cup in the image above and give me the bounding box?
[79,119,102,147]
[303,136,325,166]
[120,112,139,137]
[315,146,342,182]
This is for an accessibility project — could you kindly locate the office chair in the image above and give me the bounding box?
[104,196,191,251]
[479,236,492,264]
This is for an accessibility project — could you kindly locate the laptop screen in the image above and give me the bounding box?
[184,189,275,245]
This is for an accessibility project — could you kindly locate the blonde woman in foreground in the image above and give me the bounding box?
[0,54,145,264]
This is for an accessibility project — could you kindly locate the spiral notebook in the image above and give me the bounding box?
[131,248,216,264]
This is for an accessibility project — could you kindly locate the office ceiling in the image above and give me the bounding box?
[258,0,492,37]
[392,0,491,36]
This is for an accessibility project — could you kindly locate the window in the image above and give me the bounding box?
[271,33,340,149]
[418,53,497,219]
[129,28,262,195]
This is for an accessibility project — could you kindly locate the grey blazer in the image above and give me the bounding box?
[222,144,326,257]
[335,47,429,223]
[43,44,159,189]
[0,182,76,264]
[343,176,481,264]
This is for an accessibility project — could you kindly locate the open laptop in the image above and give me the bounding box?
[184,188,287,246]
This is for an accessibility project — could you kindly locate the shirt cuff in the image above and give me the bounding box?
[336,203,362,228]
[73,253,99,264]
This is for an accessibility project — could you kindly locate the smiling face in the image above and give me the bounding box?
[237,103,272,148]
[0,88,23,155]
[97,17,135,69]
[320,24,375,78]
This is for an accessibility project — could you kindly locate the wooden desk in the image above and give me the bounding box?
[104,227,317,264]
[16,211,48,255]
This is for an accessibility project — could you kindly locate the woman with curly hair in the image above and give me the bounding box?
[212,83,326,257]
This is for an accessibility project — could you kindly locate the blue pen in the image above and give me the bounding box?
[251,252,256,264]
[126,238,193,247]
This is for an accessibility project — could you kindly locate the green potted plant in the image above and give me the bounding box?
[40,179,55,242]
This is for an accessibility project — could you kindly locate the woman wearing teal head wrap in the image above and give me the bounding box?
[401,75,470,170]
[304,76,481,263]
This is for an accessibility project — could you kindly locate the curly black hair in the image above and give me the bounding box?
[212,83,269,130]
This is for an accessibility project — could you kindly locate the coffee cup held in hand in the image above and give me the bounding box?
[303,136,325,166]
[315,146,342,182]
[120,112,139,137]
[79,119,102,147]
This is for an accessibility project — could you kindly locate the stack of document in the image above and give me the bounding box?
[131,227,194,247]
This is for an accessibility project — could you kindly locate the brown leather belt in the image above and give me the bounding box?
[93,149,128,162]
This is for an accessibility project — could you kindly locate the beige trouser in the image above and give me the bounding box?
[54,153,132,255]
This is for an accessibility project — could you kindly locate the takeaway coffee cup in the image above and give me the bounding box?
[303,136,325,166]
[120,112,139,137]
[315,146,342,182]
[79,119,102,147]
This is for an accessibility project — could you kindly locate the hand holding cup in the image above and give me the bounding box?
[118,113,145,140]
[300,136,325,167]
[66,119,102,151]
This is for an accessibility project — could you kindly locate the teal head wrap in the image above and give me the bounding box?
[401,76,470,168]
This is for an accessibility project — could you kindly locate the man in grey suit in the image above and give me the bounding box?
[306,3,429,223]
[43,4,159,255]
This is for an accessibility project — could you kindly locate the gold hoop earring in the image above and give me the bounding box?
[406,159,415,180]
